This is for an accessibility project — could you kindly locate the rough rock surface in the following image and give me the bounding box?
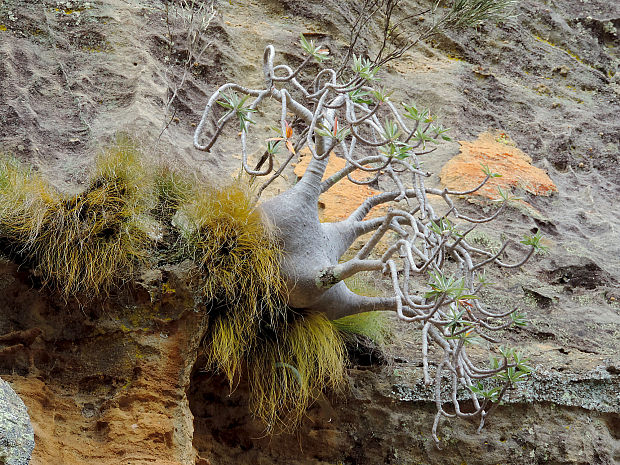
[0,377,34,465]
[0,260,207,465]
[0,0,619,464]
[439,130,558,200]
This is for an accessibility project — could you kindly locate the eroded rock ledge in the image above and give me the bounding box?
[1,260,617,465]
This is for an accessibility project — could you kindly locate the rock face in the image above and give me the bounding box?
[0,0,619,464]
[0,256,616,465]
[440,130,558,200]
[190,367,620,465]
[0,377,34,465]
[0,260,207,465]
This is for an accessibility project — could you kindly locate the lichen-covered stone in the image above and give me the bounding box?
[439,130,558,202]
[0,377,34,465]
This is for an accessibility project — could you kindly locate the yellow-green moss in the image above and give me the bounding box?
[0,147,362,434]
[0,136,152,297]
[532,35,595,70]
[332,311,391,346]
[248,312,346,431]
[344,273,381,297]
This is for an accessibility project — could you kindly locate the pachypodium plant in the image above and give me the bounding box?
[193,35,541,442]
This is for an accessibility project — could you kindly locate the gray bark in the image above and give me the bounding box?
[260,143,393,320]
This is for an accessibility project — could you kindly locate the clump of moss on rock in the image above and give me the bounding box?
[0,140,387,433]
[0,136,152,297]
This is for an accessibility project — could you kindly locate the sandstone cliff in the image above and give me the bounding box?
[0,0,618,464]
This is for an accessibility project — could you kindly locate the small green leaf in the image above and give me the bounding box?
[496,186,518,202]
[481,163,502,178]
[379,141,411,160]
[432,124,452,141]
[348,89,373,105]
[476,271,495,287]
[300,34,329,62]
[352,54,380,81]
[402,103,429,122]
[510,311,528,327]
[429,218,462,237]
[381,119,400,141]
[216,92,257,132]
[424,271,474,301]
[470,382,501,401]
[266,140,281,155]
[315,122,350,142]
[412,127,436,149]
[371,88,393,102]
[520,231,548,252]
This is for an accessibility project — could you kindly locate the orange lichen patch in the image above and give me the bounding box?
[440,130,557,201]
[293,149,386,222]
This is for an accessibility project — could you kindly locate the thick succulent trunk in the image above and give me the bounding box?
[193,42,543,441]
[260,146,395,320]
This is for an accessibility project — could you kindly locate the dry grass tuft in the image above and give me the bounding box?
[178,184,287,385]
[178,185,284,307]
[0,156,59,247]
[0,152,360,432]
[0,137,152,297]
[248,312,346,431]
[177,184,350,431]
[153,164,195,222]
[39,137,151,296]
